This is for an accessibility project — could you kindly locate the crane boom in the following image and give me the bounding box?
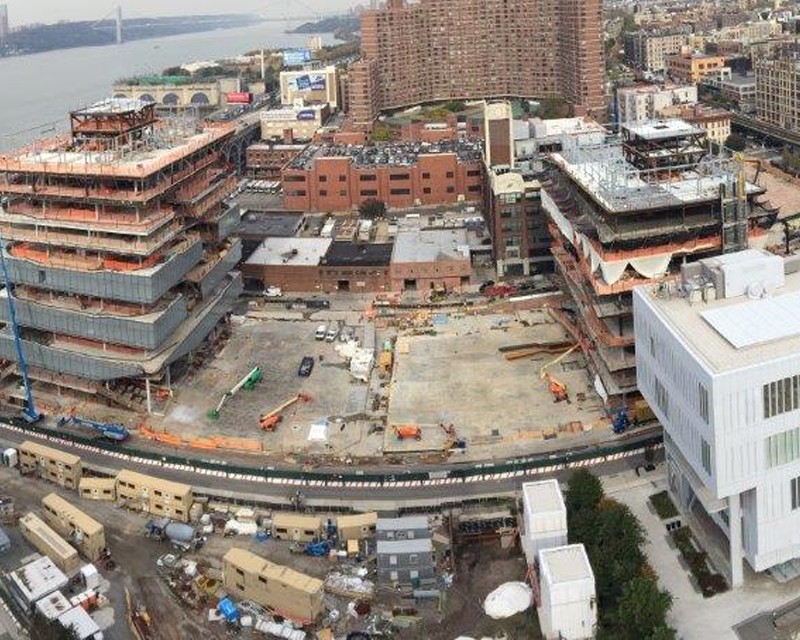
[0,239,41,422]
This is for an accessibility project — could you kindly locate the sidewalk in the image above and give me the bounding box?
[606,469,800,640]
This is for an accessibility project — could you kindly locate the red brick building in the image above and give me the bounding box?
[246,143,306,180]
[281,140,484,212]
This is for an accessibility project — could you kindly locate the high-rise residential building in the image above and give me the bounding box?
[0,99,242,411]
[755,41,800,131]
[634,250,800,585]
[347,0,604,132]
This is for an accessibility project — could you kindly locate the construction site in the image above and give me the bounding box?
[0,98,242,417]
[541,119,778,404]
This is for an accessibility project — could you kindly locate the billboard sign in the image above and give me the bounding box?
[226,92,252,104]
[289,73,327,93]
[296,109,316,121]
[282,49,311,67]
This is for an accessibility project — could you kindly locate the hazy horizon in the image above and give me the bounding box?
[3,1,358,27]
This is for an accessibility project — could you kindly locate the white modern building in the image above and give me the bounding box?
[521,480,568,566]
[616,84,698,124]
[538,544,597,640]
[634,249,800,586]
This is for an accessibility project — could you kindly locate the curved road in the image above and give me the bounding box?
[0,423,663,510]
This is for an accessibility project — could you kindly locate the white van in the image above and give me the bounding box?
[315,325,327,340]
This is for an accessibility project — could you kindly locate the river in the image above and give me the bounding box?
[0,21,337,151]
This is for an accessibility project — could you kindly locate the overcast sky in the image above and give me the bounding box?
[6,1,357,26]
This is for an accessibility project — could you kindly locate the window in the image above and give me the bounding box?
[318,175,327,182]
[792,476,800,510]
[360,190,378,197]
[422,172,431,179]
[446,171,454,178]
[649,335,656,358]
[698,383,709,423]
[319,190,327,196]
[284,175,306,182]
[359,174,377,182]
[258,576,268,585]
[390,188,410,195]
[154,490,163,497]
[467,169,481,177]
[467,185,481,192]
[763,375,800,419]
[389,555,398,565]
[654,376,669,418]
[766,427,800,468]
[446,186,455,193]
[409,554,419,565]
[423,187,432,194]
[701,438,712,476]
[338,175,347,182]
[389,173,410,181]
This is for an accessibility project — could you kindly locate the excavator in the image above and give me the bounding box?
[539,345,579,404]
[259,393,312,431]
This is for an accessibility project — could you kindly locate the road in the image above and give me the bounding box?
[0,423,662,510]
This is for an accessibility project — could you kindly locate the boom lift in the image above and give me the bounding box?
[539,345,579,404]
[0,237,41,423]
[259,393,312,431]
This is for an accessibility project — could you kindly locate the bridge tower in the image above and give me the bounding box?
[115,6,122,45]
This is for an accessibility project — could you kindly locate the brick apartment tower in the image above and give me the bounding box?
[348,0,605,131]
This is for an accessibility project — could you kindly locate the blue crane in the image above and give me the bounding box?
[56,415,130,443]
[0,236,41,423]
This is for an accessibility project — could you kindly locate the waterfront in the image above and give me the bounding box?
[0,21,337,151]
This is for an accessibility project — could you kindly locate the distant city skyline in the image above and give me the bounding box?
[4,0,357,27]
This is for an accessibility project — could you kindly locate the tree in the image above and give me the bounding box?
[443,100,466,113]
[162,66,190,77]
[565,468,604,517]
[585,501,646,606]
[358,199,387,219]
[614,577,674,640]
[725,133,747,152]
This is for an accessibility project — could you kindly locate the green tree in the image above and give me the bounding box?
[358,199,387,219]
[725,133,747,152]
[443,100,466,113]
[648,625,678,640]
[565,468,604,516]
[614,577,674,640]
[162,66,190,77]
[586,501,646,606]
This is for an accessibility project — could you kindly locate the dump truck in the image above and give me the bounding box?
[145,518,205,552]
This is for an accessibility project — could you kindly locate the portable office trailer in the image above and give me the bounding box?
[78,477,116,502]
[8,556,69,610]
[521,480,568,565]
[271,512,322,542]
[19,441,82,489]
[116,470,192,522]
[336,512,377,541]
[19,512,81,574]
[41,493,106,561]
[223,548,324,623]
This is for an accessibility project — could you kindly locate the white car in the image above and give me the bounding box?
[263,286,282,298]
[315,324,327,340]
[325,325,340,342]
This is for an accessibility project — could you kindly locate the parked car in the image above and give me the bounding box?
[325,325,340,342]
[263,286,282,298]
[298,356,315,377]
[315,325,327,340]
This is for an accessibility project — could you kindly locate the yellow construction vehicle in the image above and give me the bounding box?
[259,393,312,431]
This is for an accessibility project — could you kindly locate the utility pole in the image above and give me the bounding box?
[115,6,123,45]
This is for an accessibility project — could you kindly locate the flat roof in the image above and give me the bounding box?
[376,515,429,531]
[245,237,332,267]
[58,605,101,640]
[42,493,103,536]
[72,97,152,115]
[636,257,800,373]
[116,469,191,496]
[224,548,323,594]
[78,477,116,489]
[377,538,433,554]
[722,74,756,87]
[36,591,72,620]
[622,119,705,141]
[272,512,321,528]
[336,512,378,528]
[9,556,68,603]
[321,242,393,267]
[20,441,80,466]
[20,513,78,561]
[286,139,483,171]
[235,212,303,238]
[488,168,541,195]
[539,544,594,584]
[392,227,470,264]
[522,480,566,514]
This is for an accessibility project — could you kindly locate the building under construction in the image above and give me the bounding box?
[542,119,775,403]
[0,99,243,412]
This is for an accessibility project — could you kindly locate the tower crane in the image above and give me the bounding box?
[0,234,41,423]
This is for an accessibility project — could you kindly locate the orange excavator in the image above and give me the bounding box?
[539,345,579,404]
[259,393,312,431]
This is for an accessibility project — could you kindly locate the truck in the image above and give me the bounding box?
[145,518,205,552]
